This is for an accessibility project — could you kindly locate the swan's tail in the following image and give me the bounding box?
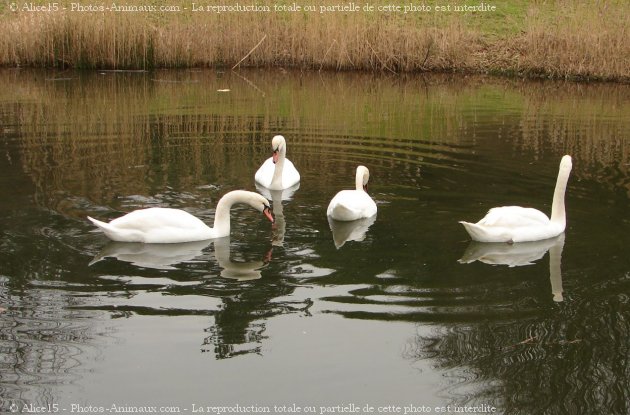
[459,221,486,242]
[87,216,110,232]
[87,216,121,241]
[88,215,148,243]
[459,221,514,243]
[329,205,359,222]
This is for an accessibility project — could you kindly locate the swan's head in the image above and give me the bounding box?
[559,155,572,174]
[356,165,370,192]
[249,192,274,223]
[271,135,286,164]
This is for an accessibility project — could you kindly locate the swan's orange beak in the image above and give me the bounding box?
[272,150,279,164]
[263,206,275,223]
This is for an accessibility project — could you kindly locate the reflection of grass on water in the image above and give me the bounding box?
[2,69,629,212]
[0,1,628,81]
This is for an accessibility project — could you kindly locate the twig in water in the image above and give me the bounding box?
[232,34,267,70]
[232,70,265,97]
[517,336,538,345]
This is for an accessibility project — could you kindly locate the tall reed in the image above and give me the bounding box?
[520,1,630,81]
[0,1,628,81]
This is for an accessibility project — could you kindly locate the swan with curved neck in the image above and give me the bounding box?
[459,155,572,243]
[88,190,274,243]
[255,135,300,190]
[327,165,377,221]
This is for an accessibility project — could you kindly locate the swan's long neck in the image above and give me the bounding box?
[355,168,365,191]
[271,147,286,188]
[213,191,246,237]
[550,157,572,226]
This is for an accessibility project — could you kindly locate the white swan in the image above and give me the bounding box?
[254,135,300,190]
[327,165,377,221]
[87,190,274,243]
[460,155,572,243]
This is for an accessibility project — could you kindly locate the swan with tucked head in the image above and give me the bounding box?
[460,155,572,243]
[327,165,377,221]
[88,190,274,243]
[255,135,300,190]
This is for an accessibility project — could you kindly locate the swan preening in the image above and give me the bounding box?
[327,165,377,221]
[255,135,300,190]
[88,190,273,243]
[460,155,572,243]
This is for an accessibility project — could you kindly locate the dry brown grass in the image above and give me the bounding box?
[0,1,628,81]
[518,1,630,81]
[0,12,154,68]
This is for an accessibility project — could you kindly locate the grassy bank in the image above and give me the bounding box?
[0,1,628,81]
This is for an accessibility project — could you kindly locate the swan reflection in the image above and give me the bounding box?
[90,237,269,280]
[213,237,269,281]
[89,239,212,270]
[459,233,565,302]
[328,215,377,249]
[255,187,292,247]
[255,182,299,201]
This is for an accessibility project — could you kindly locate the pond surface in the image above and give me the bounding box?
[1,69,629,414]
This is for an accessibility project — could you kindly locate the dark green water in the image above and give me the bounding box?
[1,69,629,414]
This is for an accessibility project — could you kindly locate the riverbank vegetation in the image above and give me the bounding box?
[0,0,628,81]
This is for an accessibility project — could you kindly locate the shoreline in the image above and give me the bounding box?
[1,1,628,83]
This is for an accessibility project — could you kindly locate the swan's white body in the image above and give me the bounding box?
[255,135,300,190]
[327,166,377,221]
[460,155,572,243]
[88,190,273,243]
